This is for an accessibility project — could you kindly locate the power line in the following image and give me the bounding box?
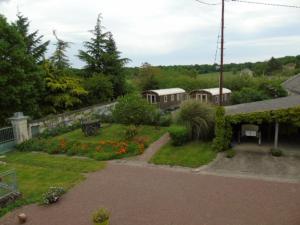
[226,0,300,9]
[213,26,221,64]
[195,0,221,6]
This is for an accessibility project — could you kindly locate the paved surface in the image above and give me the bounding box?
[201,143,300,182]
[1,163,300,225]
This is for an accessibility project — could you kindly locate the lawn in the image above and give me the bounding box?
[17,124,168,161]
[56,124,167,145]
[0,151,106,217]
[150,141,217,168]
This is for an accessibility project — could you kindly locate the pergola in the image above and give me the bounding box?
[225,95,300,149]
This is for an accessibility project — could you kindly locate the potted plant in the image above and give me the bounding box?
[92,208,110,225]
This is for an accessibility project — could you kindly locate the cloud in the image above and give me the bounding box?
[1,0,299,67]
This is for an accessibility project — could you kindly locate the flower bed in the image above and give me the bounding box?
[16,124,167,161]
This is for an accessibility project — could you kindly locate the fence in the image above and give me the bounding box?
[0,170,19,206]
[0,127,16,154]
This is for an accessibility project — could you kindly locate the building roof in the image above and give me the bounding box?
[225,95,300,115]
[148,88,186,96]
[282,74,300,95]
[200,88,231,96]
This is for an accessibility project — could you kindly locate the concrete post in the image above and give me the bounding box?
[9,112,30,144]
[274,121,279,149]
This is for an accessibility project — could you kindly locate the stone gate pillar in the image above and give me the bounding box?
[9,112,30,144]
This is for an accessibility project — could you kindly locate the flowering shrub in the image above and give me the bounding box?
[92,208,110,224]
[42,187,66,205]
[124,125,138,140]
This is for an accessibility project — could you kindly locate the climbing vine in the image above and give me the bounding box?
[213,106,300,152]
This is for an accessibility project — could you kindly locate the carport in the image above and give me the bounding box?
[225,95,300,149]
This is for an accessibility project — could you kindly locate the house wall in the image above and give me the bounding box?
[143,91,186,110]
[190,90,231,105]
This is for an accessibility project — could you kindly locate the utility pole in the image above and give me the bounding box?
[219,0,225,106]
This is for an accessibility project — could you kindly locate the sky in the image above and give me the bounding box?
[1,0,300,67]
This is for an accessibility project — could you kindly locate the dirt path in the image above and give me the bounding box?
[1,163,299,225]
[135,133,170,162]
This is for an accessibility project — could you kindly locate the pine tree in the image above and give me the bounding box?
[50,30,70,70]
[0,15,45,124]
[103,32,130,97]
[14,12,49,63]
[78,14,108,76]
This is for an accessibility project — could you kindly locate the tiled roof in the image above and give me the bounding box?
[148,88,186,96]
[282,74,300,95]
[225,95,300,115]
[201,88,231,96]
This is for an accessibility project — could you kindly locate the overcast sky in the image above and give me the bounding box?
[1,0,300,67]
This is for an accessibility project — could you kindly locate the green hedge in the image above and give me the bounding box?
[212,107,232,152]
[168,125,189,146]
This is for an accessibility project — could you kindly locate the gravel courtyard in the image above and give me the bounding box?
[1,163,300,225]
[201,143,300,182]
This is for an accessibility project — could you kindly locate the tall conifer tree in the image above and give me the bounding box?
[14,12,49,63]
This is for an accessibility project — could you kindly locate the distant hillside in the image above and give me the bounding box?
[125,55,300,77]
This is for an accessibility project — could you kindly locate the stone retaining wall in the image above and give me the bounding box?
[28,102,116,136]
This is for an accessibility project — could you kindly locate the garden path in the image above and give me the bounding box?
[112,133,170,165]
[135,133,170,162]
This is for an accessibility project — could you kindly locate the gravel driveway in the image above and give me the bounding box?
[201,143,300,182]
[1,163,300,225]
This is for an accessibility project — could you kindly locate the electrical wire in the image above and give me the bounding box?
[213,26,221,64]
[226,0,300,9]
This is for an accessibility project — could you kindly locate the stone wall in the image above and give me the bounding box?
[28,102,116,136]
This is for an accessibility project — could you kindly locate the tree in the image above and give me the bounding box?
[78,14,107,75]
[138,63,160,91]
[43,61,88,113]
[231,87,269,104]
[83,74,113,105]
[103,32,129,97]
[13,12,49,63]
[0,15,45,125]
[78,15,129,98]
[112,94,156,126]
[266,57,282,75]
[177,100,215,140]
[50,30,70,70]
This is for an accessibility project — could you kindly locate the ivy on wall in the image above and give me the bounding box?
[212,106,300,152]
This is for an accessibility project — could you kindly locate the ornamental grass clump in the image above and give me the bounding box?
[42,187,66,205]
[92,208,110,225]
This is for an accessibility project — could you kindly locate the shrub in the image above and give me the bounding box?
[16,138,43,152]
[168,125,189,146]
[124,125,138,140]
[92,208,110,225]
[177,100,215,140]
[42,187,66,205]
[112,93,156,126]
[158,114,172,127]
[271,148,282,157]
[226,149,236,158]
[212,107,232,152]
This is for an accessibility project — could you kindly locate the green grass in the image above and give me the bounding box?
[150,141,217,168]
[16,124,168,161]
[56,124,167,146]
[0,151,105,217]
